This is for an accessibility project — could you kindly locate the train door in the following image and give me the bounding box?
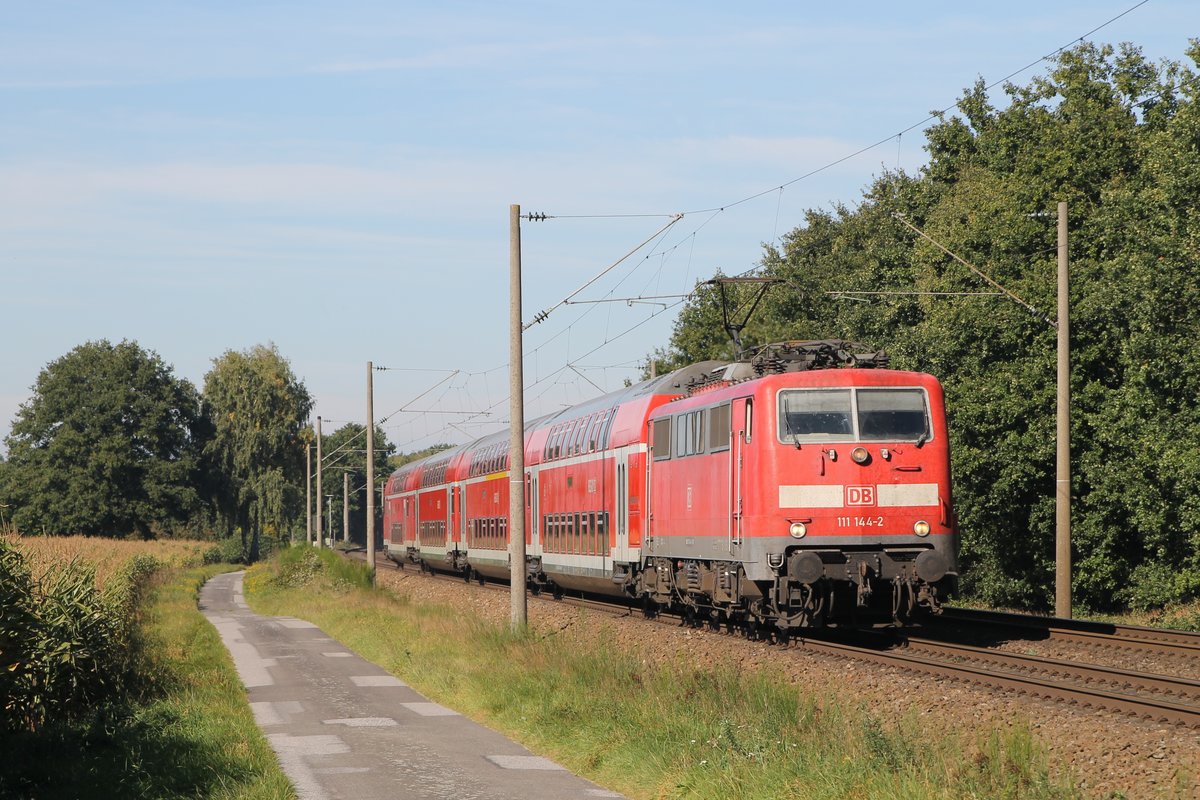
[615,453,630,559]
[730,396,753,549]
[530,472,539,550]
[408,495,418,548]
[458,484,467,545]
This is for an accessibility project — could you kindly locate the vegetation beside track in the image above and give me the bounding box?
[246,547,1082,800]
[0,535,293,799]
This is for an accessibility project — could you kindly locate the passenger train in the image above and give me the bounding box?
[383,341,958,632]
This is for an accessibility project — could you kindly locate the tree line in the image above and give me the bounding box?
[654,42,1200,613]
[0,341,394,559]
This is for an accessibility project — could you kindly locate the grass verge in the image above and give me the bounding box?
[0,563,294,800]
[246,548,1082,800]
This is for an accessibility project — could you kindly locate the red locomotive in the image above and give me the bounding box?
[384,341,957,631]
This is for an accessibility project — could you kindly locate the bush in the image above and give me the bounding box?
[201,536,246,566]
[1123,562,1200,611]
[253,545,372,593]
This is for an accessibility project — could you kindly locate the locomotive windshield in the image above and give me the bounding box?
[778,387,931,443]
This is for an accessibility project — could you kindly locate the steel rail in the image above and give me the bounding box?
[937,607,1200,656]
[901,636,1200,702]
[794,636,1200,728]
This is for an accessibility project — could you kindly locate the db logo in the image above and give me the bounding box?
[846,486,876,506]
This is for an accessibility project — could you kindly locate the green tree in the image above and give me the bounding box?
[657,41,1200,612]
[318,422,396,545]
[0,340,204,537]
[202,344,312,561]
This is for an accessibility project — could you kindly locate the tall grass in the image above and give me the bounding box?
[246,552,1086,800]
[0,544,294,799]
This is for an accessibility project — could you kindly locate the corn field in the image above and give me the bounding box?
[0,535,207,732]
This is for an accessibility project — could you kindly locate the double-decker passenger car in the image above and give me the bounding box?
[383,341,957,631]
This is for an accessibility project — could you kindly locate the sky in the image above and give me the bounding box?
[1,1,1195,455]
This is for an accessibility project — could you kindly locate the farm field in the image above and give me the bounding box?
[0,534,293,800]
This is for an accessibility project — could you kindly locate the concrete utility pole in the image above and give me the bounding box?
[343,471,350,543]
[509,204,527,629]
[316,416,324,549]
[1056,201,1072,619]
[326,495,334,541]
[366,361,376,583]
[306,444,312,545]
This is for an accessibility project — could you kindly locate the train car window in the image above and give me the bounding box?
[585,415,601,453]
[652,417,672,460]
[598,407,616,449]
[570,417,585,455]
[672,410,706,457]
[578,416,590,453]
[675,413,692,457]
[856,388,931,442]
[709,403,731,452]
[777,389,853,443]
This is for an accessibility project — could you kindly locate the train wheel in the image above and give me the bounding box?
[530,583,542,597]
[552,585,564,601]
[642,597,658,619]
[476,572,486,586]
[462,567,472,583]
[708,610,722,632]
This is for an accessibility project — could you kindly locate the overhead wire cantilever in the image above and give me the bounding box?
[524,213,684,330]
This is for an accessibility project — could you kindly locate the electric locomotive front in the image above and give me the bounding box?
[761,367,957,624]
[642,342,957,629]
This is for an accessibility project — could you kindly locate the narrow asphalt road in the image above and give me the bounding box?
[199,570,625,800]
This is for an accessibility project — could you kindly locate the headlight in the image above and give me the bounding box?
[851,446,870,464]
[789,522,807,539]
[913,520,931,537]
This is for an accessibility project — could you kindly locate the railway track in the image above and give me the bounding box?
[934,606,1200,657]
[352,549,1200,728]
